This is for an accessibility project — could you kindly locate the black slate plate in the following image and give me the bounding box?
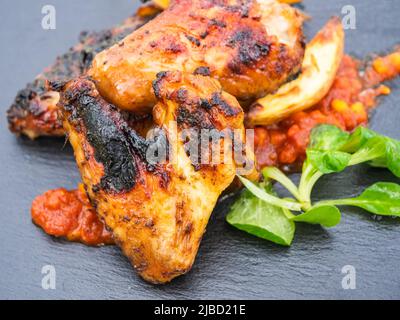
[1,0,399,299]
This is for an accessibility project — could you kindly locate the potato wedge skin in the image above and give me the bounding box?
[247,17,344,126]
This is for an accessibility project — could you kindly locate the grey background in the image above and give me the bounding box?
[0,0,399,299]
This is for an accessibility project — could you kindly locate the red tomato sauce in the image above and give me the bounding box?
[254,50,400,171]
[31,50,400,246]
[31,185,114,246]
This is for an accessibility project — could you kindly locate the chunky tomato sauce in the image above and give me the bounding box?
[254,50,400,171]
[31,185,114,246]
[31,50,400,246]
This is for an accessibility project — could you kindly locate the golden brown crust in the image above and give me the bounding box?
[59,73,251,283]
[89,0,305,112]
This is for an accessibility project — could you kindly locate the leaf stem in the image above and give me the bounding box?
[315,199,356,207]
[348,139,386,166]
[303,170,324,203]
[298,164,323,207]
[262,167,301,201]
[298,163,314,197]
[238,176,303,212]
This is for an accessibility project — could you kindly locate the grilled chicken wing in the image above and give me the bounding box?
[90,0,305,112]
[7,10,156,139]
[59,72,255,283]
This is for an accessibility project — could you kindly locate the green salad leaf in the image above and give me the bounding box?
[301,125,400,202]
[318,182,400,216]
[384,139,400,177]
[299,125,352,202]
[308,124,350,151]
[348,136,387,166]
[348,135,400,178]
[227,124,400,247]
[291,205,341,227]
[227,183,295,246]
[237,176,302,211]
[307,149,351,174]
[262,166,301,201]
[341,126,377,153]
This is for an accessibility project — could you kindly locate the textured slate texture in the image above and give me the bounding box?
[0,0,399,299]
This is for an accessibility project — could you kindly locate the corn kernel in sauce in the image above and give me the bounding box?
[32,49,400,246]
[255,50,400,171]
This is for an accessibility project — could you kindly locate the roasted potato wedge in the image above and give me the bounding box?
[247,17,344,126]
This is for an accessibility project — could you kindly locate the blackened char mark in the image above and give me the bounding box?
[152,71,169,99]
[210,92,240,117]
[49,20,151,81]
[176,92,239,129]
[176,107,213,130]
[76,95,141,193]
[193,66,211,76]
[208,0,252,18]
[60,77,159,194]
[49,80,68,92]
[208,18,227,28]
[7,79,46,121]
[185,35,201,47]
[62,77,172,193]
[7,13,153,136]
[200,18,227,39]
[226,28,271,74]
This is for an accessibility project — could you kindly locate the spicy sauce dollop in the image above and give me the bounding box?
[31,185,114,246]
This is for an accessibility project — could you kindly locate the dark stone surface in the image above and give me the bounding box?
[0,0,399,299]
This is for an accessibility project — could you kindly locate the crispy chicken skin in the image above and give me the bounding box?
[7,11,155,139]
[90,0,305,112]
[59,72,253,283]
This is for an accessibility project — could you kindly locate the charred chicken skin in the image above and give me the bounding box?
[59,72,255,283]
[90,0,305,112]
[31,0,303,283]
[7,11,155,139]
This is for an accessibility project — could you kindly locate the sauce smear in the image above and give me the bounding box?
[31,184,114,246]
